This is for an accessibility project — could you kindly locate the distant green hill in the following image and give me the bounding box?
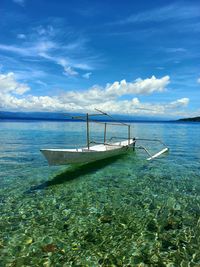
[178,116,200,122]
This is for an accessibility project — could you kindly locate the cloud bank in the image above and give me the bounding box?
[0,72,189,116]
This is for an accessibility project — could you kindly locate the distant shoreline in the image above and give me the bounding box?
[0,118,169,123]
[0,111,199,123]
[177,117,200,122]
[0,111,170,123]
[1,118,199,124]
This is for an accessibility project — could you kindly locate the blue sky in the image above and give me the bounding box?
[0,0,200,117]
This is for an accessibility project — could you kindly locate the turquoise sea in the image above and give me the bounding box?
[0,120,200,266]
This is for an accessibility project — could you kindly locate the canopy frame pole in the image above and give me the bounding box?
[104,123,107,144]
[86,113,90,150]
[128,125,130,145]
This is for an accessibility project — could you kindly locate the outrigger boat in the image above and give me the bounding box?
[40,109,169,166]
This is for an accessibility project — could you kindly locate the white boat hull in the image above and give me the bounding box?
[41,139,135,165]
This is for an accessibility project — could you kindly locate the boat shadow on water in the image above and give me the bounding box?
[26,154,127,193]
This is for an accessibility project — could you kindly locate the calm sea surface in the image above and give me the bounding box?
[0,121,200,266]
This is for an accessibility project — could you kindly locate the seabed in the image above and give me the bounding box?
[1,154,200,267]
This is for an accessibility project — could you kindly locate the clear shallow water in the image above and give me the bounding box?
[0,121,200,266]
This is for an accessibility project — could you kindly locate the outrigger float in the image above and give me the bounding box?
[40,109,169,166]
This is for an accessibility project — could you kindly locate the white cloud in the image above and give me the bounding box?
[0,72,176,115]
[14,69,46,80]
[39,54,93,74]
[197,78,200,84]
[166,48,187,53]
[0,41,56,57]
[35,41,57,53]
[57,58,78,76]
[0,72,190,117]
[168,98,189,109]
[117,3,200,25]
[105,75,170,96]
[0,39,93,77]
[55,76,169,108]
[36,25,55,36]
[17,33,26,39]
[73,63,93,71]
[0,44,29,56]
[63,66,78,76]
[35,80,47,87]
[0,72,30,95]
[82,72,92,79]
[13,0,25,6]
